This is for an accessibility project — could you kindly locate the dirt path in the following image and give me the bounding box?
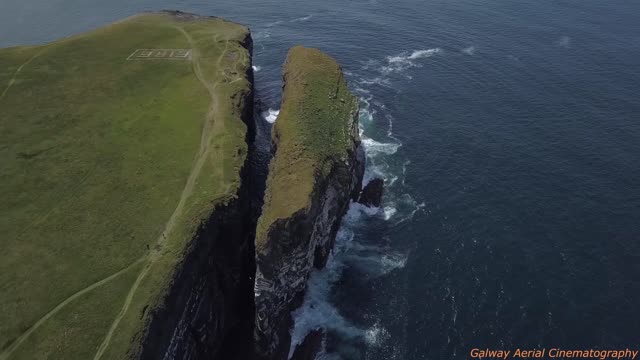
[92,26,231,360]
[0,257,146,360]
[0,25,236,360]
[0,49,44,101]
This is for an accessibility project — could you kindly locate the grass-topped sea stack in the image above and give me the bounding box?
[253,46,364,359]
[0,11,255,360]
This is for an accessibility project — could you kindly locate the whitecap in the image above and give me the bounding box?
[364,323,389,345]
[408,48,442,59]
[288,218,364,358]
[381,48,442,75]
[349,202,382,217]
[362,137,401,156]
[353,86,371,94]
[359,107,374,124]
[401,160,410,185]
[383,206,397,220]
[252,65,261,72]
[462,46,476,55]
[261,108,279,123]
[291,15,313,22]
[387,174,399,187]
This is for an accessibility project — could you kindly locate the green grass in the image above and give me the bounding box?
[255,46,358,251]
[0,12,252,359]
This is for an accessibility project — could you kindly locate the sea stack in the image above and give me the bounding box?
[253,46,364,359]
[358,177,384,207]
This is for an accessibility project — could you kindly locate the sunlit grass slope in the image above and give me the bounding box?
[0,11,252,359]
[256,46,359,251]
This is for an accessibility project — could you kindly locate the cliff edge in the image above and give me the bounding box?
[0,11,254,360]
[253,46,364,359]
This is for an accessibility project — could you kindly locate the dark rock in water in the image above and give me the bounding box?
[290,329,325,360]
[358,178,384,207]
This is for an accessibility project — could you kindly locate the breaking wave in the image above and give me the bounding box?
[288,48,430,358]
[382,48,442,75]
[362,137,400,156]
[252,65,262,72]
[288,205,406,358]
[261,108,280,123]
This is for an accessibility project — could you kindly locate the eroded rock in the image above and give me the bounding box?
[358,177,384,207]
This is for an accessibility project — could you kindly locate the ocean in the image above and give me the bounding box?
[2,0,639,358]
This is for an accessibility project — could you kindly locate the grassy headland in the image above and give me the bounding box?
[0,11,251,359]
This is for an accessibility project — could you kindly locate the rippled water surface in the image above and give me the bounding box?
[3,0,640,359]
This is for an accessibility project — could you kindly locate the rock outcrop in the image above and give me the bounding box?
[253,46,364,359]
[358,177,384,207]
[290,329,325,360]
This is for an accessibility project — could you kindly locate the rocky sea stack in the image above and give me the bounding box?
[358,177,384,207]
[253,46,365,359]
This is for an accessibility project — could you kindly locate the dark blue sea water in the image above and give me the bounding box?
[3,0,640,359]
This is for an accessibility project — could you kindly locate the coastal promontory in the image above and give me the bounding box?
[253,46,364,359]
[0,11,254,360]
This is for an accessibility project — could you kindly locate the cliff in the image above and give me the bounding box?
[137,13,257,360]
[253,46,365,359]
[0,11,255,360]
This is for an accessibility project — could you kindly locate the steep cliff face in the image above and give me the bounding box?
[254,46,364,359]
[0,11,261,360]
[137,21,257,360]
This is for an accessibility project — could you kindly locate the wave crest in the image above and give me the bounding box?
[261,108,279,123]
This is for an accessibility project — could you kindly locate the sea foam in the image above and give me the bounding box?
[382,48,442,75]
[262,108,279,123]
[287,48,430,358]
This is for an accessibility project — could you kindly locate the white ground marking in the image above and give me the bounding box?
[126,49,192,61]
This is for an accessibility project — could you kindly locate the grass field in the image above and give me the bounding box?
[256,46,359,250]
[0,12,252,359]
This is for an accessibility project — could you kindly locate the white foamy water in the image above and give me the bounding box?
[382,48,442,75]
[462,46,476,55]
[383,206,397,220]
[362,137,401,156]
[288,203,407,358]
[288,208,365,358]
[252,65,262,72]
[288,49,430,358]
[262,108,279,123]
